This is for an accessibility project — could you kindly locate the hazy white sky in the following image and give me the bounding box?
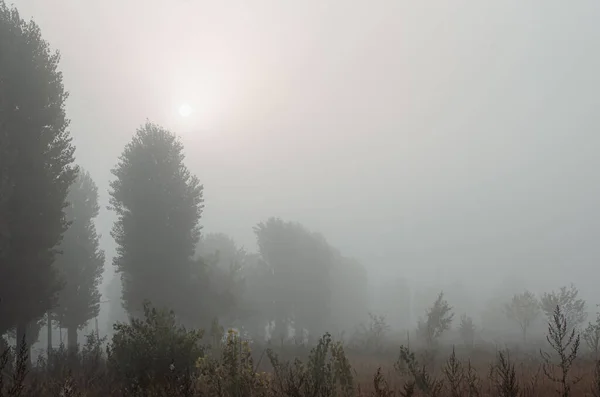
[12,0,600,297]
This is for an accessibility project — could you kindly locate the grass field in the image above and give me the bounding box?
[1,332,599,396]
[1,304,598,396]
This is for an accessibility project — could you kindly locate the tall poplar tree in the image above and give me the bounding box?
[0,2,77,348]
[254,218,334,338]
[53,169,104,352]
[109,121,203,321]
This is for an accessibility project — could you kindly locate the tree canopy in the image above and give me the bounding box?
[0,2,77,345]
[53,169,104,350]
[540,284,587,334]
[109,121,204,322]
[254,217,334,338]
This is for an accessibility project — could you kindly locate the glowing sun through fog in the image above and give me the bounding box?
[178,103,193,118]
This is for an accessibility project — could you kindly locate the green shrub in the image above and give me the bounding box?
[196,328,271,397]
[267,333,354,397]
[106,301,205,393]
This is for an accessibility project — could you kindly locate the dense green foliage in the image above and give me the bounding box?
[107,302,205,391]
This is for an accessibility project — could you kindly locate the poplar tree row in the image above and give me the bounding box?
[0,3,103,354]
[1,1,370,352]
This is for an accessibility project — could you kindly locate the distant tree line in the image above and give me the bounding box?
[5,1,600,363]
[107,121,370,340]
[0,0,370,359]
[0,2,103,357]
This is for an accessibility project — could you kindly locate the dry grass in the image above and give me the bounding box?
[2,337,600,396]
[1,306,599,396]
[341,348,598,397]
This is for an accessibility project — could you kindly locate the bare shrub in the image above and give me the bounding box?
[540,305,581,397]
[491,350,519,397]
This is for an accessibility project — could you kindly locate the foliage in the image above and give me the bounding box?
[505,290,540,342]
[109,121,204,322]
[416,292,454,347]
[540,284,587,335]
[106,301,205,392]
[2,316,600,396]
[254,218,335,337]
[39,332,107,391]
[583,311,600,359]
[395,344,443,396]
[192,234,248,330]
[0,0,77,343]
[267,333,354,397]
[196,232,248,270]
[196,329,270,397]
[235,254,278,339]
[0,336,29,396]
[53,169,104,351]
[8,1,600,396]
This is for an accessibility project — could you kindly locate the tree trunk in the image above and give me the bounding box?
[67,325,78,354]
[16,322,31,368]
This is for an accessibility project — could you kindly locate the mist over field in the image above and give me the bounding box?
[3,1,600,395]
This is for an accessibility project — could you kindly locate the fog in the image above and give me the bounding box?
[9,0,600,340]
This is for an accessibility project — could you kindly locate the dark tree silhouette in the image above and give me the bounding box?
[53,169,104,352]
[109,121,203,321]
[193,232,248,328]
[196,232,248,270]
[254,217,334,339]
[0,2,77,351]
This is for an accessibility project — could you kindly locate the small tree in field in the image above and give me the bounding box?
[540,284,587,335]
[505,290,540,342]
[352,312,390,351]
[417,292,454,347]
[540,305,581,397]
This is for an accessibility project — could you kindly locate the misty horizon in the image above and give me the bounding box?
[9,0,600,310]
